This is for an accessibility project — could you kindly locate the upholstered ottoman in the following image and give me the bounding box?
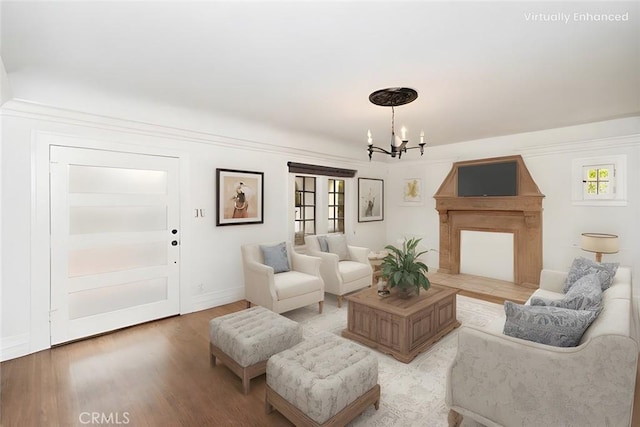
[209,306,303,394]
[265,333,380,426]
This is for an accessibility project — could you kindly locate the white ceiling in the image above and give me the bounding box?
[2,1,639,148]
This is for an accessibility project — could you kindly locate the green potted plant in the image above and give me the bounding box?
[380,237,431,298]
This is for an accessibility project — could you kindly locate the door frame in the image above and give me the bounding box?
[31,131,192,353]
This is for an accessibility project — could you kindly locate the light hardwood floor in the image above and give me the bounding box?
[1,301,290,427]
[2,298,639,427]
[427,271,536,305]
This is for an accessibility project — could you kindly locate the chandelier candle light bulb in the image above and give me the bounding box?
[393,134,402,148]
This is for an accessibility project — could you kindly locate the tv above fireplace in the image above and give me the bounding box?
[457,161,517,197]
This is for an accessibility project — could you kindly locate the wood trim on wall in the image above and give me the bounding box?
[434,155,544,287]
[287,161,357,177]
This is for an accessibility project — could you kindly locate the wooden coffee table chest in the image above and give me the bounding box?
[342,284,460,363]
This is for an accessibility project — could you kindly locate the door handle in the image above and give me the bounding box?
[171,240,178,246]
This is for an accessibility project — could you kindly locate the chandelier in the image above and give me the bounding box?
[367,87,425,160]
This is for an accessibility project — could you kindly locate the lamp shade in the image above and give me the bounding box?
[580,233,619,254]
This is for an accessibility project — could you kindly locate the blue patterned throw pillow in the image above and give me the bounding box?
[531,273,602,311]
[563,257,618,293]
[503,301,598,347]
[260,242,290,273]
[317,236,329,252]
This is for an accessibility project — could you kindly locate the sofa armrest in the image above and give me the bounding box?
[347,245,370,264]
[539,269,567,293]
[243,261,278,306]
[447,325,637,427]
[291,251,323,277]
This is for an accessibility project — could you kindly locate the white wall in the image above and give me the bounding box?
[386,117,640,333]
[0,56,11,106]
[2,89,638,361]
[388,118,640,269]
[0,54,5,362]
[0,98,387,360]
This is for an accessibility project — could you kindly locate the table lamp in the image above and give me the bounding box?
[580,233,619,262]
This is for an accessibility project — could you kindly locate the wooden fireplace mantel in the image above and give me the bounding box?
[434,155,544,288]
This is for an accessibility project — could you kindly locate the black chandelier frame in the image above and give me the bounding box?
[367,87,426,160]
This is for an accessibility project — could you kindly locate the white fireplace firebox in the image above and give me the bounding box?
[460,230,514,282]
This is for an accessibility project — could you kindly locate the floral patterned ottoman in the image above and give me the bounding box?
[265,332,380,426]
[209,306,303,394]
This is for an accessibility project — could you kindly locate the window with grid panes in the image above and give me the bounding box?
[328,179,345,233]
[572,155,626,206]
[583,164,615,199]
[294,176,316,245]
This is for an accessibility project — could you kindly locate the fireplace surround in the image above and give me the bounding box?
[434,155,544,288]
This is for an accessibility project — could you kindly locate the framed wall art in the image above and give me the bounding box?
[401,178,423,206]
[358,178,384,222]
[216,168,264,226]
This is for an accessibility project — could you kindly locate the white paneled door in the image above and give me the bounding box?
[50,146,180,345]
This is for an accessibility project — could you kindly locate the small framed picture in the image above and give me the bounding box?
[401,178,423,206]
[358,178,384,222]
[216,168,264,226]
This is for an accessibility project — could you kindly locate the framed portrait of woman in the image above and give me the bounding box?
[216,168,264,226]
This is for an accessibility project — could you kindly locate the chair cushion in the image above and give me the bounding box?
[327,234,349,261]
[503,301,598,347]
[563,256,618,292]
[338,260,371,283]
[260,242,290,273]
[527,288,564,305]
[274,271,323,299]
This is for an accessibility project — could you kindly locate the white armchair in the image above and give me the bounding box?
[241,242,325,314]
[304,233,372,307]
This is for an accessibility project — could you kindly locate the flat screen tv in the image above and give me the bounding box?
[457,161,517,197]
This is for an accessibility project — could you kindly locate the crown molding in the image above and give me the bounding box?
[4,100,638,169]
[389,129,640,169]
[1,99,371,167]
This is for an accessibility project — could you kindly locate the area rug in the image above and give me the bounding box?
[283,294,505,427]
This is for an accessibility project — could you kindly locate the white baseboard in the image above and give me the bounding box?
[0,288,246,362]
[0,289,246,361]
[188,287,245,313]
[1,333,31,362]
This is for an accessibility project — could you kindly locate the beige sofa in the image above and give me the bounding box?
[446,267,637,427]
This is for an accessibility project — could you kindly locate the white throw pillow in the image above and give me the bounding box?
[326,234,349,261]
